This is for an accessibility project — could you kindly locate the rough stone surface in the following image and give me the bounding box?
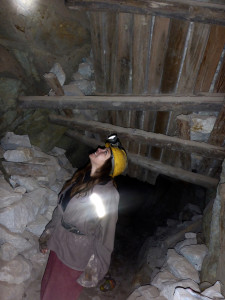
[0,225,34,252]
[175,238,197,254]
[190,115,216,142]
[0,243,18,261]
[179,244,208,271]
[152,270,178,290]
[26,214,49,236]
[3,148,33,162]
[1,132,31,150]
[127,285,161,300]
[202,281,224,298]
[0,255,32,284]
[166,249,200,283]
[160,279,200,300]
[0,281,25,300]
[10,175,40,192]
[0,177,22,209]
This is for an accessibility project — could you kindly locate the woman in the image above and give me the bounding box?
[39,134,127,300]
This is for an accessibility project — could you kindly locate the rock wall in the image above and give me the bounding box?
[201,159,225,294]
[0,0,91,151]
[0,132,75,300]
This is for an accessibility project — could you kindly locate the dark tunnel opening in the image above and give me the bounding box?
[112,174,207,265]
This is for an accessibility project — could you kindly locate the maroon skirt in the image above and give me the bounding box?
[41,251,83,300]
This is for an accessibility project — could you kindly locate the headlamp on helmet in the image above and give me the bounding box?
[105,134,127,177]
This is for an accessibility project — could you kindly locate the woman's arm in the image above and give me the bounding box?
[77,187,119,287]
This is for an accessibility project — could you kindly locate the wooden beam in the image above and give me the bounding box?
[66,129,219,188]
[50,114,225,160]
[66,0,225,26]
[43,73,64,96]
[129,154,218,188]
[43,72,73,117]
[18,94,225,112]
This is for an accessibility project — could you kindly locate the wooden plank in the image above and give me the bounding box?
[194,25,225,93]
[66,0,225,26]
[89,12,105,92]
[49,114,225,159]
[148,16,170,93]
[132,14,152,93]
[129,153,219,188]
[214,55,225,93]
[176,115,191,170]
[208,104,225,146]
[160,18,189,93]
[43,73,73,117]
[154,18,189,160]
[176,22,211,93]
[18,94,225,112]
[117,13,133,93]
[43,73,64,96]
[66,129,219,188]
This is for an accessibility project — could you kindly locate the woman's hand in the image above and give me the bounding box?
[39,231,50,254]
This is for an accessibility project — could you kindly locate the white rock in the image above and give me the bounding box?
[1,132,31,150]
[10,175,40,192]
[0,255,32,284]
[14,186,26,194]
[152,270,178,290]
[26,215,49,236]
[175,238,197,254]
[56,167,72,181]
[0,200,29,233]
[167,249,200,283]
[63,83,84,96]
[0,177,22,209]
[0,187,47,233]
[0,225,33,252]
[190,115,216,142]
[49,147,66,156]
[185,232,197,239]
[49,62,65,86]
[0,243,18,261]
[127,285,161,300]
[179,244,208,271]
[3,148,32,162]
[78,62,93,80]
[162,280,200,300]
[50,181,64,193]
[174,287,202,300]
[0,280,25,300]
[202,281,224,298]
[44,205,57,221]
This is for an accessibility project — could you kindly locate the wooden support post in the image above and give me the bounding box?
[43,73,73,117]
[66,129,219,188]
[50,114,225,160]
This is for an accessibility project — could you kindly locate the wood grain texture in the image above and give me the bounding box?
[194,25,225,93]
[176,22,211,93]
[66,0,225,26]
[49,114,225,159]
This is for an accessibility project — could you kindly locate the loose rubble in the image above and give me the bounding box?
[0,132,75,300]
[127,215,224,300]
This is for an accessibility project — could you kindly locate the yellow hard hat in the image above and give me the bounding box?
[105,134,127,177]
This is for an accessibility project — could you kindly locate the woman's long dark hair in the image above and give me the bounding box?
[62,157,113,198]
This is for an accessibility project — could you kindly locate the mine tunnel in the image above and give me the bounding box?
[0,0,225,300]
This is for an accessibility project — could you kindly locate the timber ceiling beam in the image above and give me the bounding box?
[66,130,219,188]
[18,94,225,112]
[49,114,225,160]
[66,0,225,26]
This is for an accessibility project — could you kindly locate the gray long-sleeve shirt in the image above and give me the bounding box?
[44,180,119,287]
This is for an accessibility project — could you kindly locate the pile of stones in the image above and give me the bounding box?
[0,132,75,300]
